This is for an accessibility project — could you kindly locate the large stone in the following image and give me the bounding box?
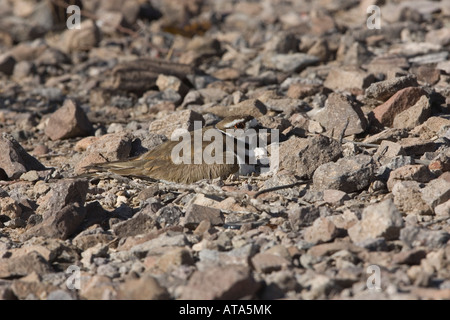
[400,227,450,249]
[180,266,260,299]
[36,179,89,218]
[0,133,46,179]
[251,253,290,273]
[348,199,404,243]
[392,181,432,215]
[421,177,450,209]
[264,53,319,73]
[304,217,344,244]
[392,95,431,130]
[372,87,427,127]
[279,135,342,179]
[183,204,224,229]
[313,155,375,193]
[112,200,162,237]
[0,251,52,278]
[22,203,87,240]
[116,273,170,300]
[365,75,418,101]
[44,99,93,140]
[324,67,375,90]
[387,165,433,191]
[314,93,367,137]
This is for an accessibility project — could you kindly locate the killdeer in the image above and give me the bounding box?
[86,115,259,184]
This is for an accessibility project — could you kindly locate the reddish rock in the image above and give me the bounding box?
[372,87,427,127]
[44,99,93,141]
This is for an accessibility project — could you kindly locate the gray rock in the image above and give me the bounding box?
[288,205,322,231]
[304,217,345,244]
[22,203,87,240]
[365,75,419,101]
[265,53,319,73]
[313,155,375,193]
[314,93,367,137]
[348,199,404,243]
[180,265,260,299]
[0,133,46,179]
[400,226,450,249]
[37,179,89,219]
[0,251,52,278]
[420,178,450,209]
[324,67,375,90]
[392,181,432,215]
[112,200,162,237]
[279,135,342,179]
[183,204,223,229]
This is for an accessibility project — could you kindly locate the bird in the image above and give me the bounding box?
[84,115,260,184]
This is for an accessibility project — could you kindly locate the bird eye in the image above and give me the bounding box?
[235,122,245,129]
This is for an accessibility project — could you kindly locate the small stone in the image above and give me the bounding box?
[44,99,93,141]
[0,54,16,75]
[148,110,204,138]
[411,65,441,85]
[434,200,450,217]
[387,165,433,191]
[180,266,259,299]
[323,189,350,205]
[393,249,427,265]
[36,179,88,218]
[313,155,375,193]
[348,199,404,243]
[0,251,51,278]
[112,201,162,237]
[425,27,450,47]
[279,135,342,179]
[157,247,194,273]
[264,53,319,73]
[251,253,290,273]
[288,205,321,231]
[324,67,375,90]
[116,274,169,300]
[287,84,320,99]
[400,227,450,249]
[156,74,189,97]
[20,170,40,182]
[365,75,418,101]
[392,95,431,130]
[314,93,368,137]
[420,177,450,209]
[0,196,22,219]
[392,181,432,215]
[75,132,133,174]
[304,217,344,244]
[22,203,86,240]
[183,204,224,229]
[371,87,427,127]
[0,133,46,179]
[374,141,406,161]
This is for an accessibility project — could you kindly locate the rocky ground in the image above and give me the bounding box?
[1,0,450,300]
